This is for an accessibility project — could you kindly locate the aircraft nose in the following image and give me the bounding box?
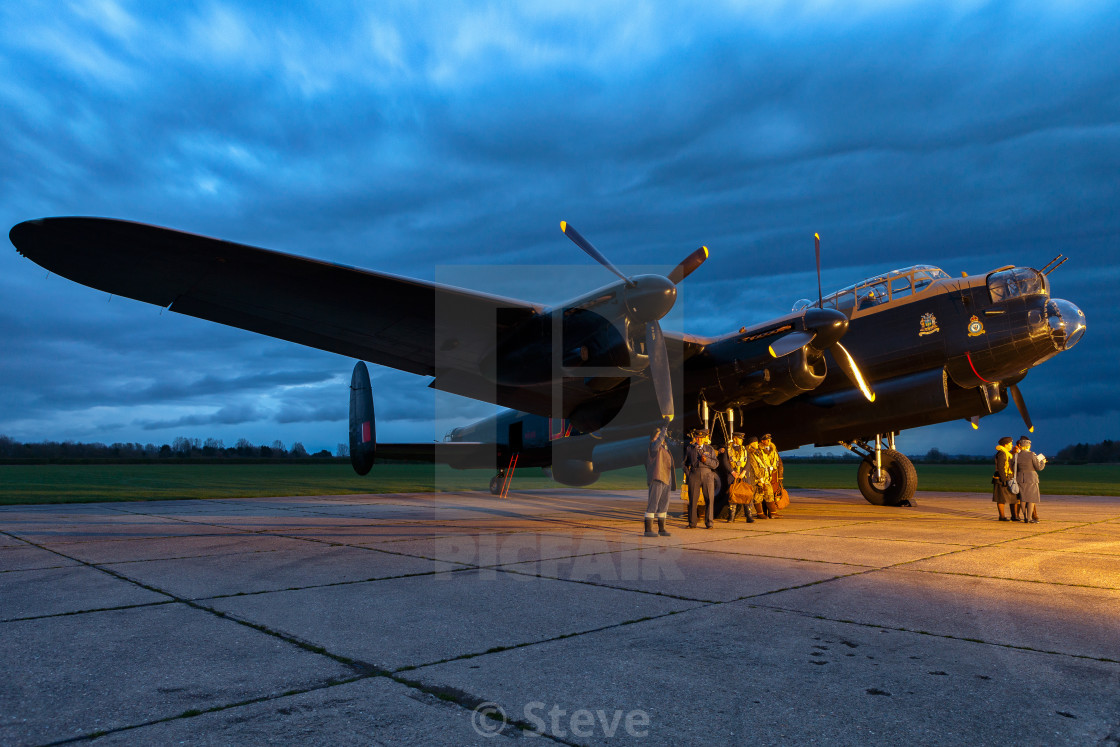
[624,274,677,323]
[1046,298,1086,351]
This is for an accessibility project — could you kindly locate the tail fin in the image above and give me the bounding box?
[348,361,376,475]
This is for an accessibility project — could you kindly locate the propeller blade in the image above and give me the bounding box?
[969,415,980,430]
[645,320,674,422]
[769,330,817,358]
[1008,384,1034,433]
[814,233,823,308]
[830,341,876,402]
[667,246,709,285]
[560,221,632,286]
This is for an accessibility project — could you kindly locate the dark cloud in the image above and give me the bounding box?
[2,2,1117,453]
[136,404,265,431]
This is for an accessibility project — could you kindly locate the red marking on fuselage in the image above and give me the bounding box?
[965,351,992,383]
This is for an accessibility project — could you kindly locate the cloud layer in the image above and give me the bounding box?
[2,1,1117,456]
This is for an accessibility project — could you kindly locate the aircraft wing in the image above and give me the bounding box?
[374,442,496,467]
[672,317,841,410]
[11,217,547,410]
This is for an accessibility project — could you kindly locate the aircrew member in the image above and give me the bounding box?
[751,433,780,518]
[993,436,1017,521]
[684,429,719,529]
[745,436,766,518]
[760,434,785,516]
[722,432,755,522]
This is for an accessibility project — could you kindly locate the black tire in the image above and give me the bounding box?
[489,475,502,495]
[856,449,917,507]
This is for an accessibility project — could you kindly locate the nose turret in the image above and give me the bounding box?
[1046,299,1086,351]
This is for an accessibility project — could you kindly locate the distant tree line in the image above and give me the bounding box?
[3,434,1116,465]
[916,448,996,464]
[0,435,344,463]
[921,442,1120,465]
[1053,439,1120,464]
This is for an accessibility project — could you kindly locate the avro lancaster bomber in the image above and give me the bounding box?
[11,218,1085,506]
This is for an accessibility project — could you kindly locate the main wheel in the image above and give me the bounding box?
[489,475,503,495]
[856,449,917,507]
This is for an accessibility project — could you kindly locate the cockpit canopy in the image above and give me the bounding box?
[801,265,951,313]
[987,267,1048,304]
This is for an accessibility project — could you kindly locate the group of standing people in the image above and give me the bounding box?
[717,431,785,524]
[644,426,784,533]
[992,435,1047,522]
[647,425,1051,536]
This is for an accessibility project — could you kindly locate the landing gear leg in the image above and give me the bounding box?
[844,434,917,507]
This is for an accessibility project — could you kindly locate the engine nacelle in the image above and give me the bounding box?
[762,348,827,405]
[590,436,654,472]
[550,458,600,487]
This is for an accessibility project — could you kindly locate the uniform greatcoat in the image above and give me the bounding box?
[645,432,677,489]
[684,441,719,526]
[1014,449,1046,504]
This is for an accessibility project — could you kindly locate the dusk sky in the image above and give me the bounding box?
[2,1,1117,459]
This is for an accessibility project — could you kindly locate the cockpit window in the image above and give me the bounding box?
[857,280,888,310]
[988,268,1048,303]
[818,264,949,312]
[891,275,913,299]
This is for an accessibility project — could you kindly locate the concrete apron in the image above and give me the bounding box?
[1,488,1117,745]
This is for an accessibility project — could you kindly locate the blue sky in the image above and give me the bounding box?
[2,1,1117,458]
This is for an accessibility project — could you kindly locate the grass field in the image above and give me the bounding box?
[1,462,1118,505]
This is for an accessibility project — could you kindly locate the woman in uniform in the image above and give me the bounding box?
[1014,435,1047,523]
[993,436,1017,521]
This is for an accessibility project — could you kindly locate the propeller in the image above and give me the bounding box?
[767,234,875,402]
[561,221,709,422]
[668,246,709,285]
[830,341,876,403]
[1008,384,1034,433]
[769,330,816,358]
[560,221,633,287]
[814,232,823,307]
[645,320,674,421]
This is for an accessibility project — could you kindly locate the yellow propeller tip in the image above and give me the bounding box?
[560,220,567,232]
[702,246,709,257]
[767,345,777,358]
[867,393,876,403]
[814,232,820,240]
[1029,427,1034,433]
[971,422,979,430]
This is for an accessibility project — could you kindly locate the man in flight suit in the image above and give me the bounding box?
[751,433,780,518]
[722,431,755,523]
[684,429,719,529]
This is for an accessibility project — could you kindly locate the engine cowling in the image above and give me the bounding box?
[550,458,600,487]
